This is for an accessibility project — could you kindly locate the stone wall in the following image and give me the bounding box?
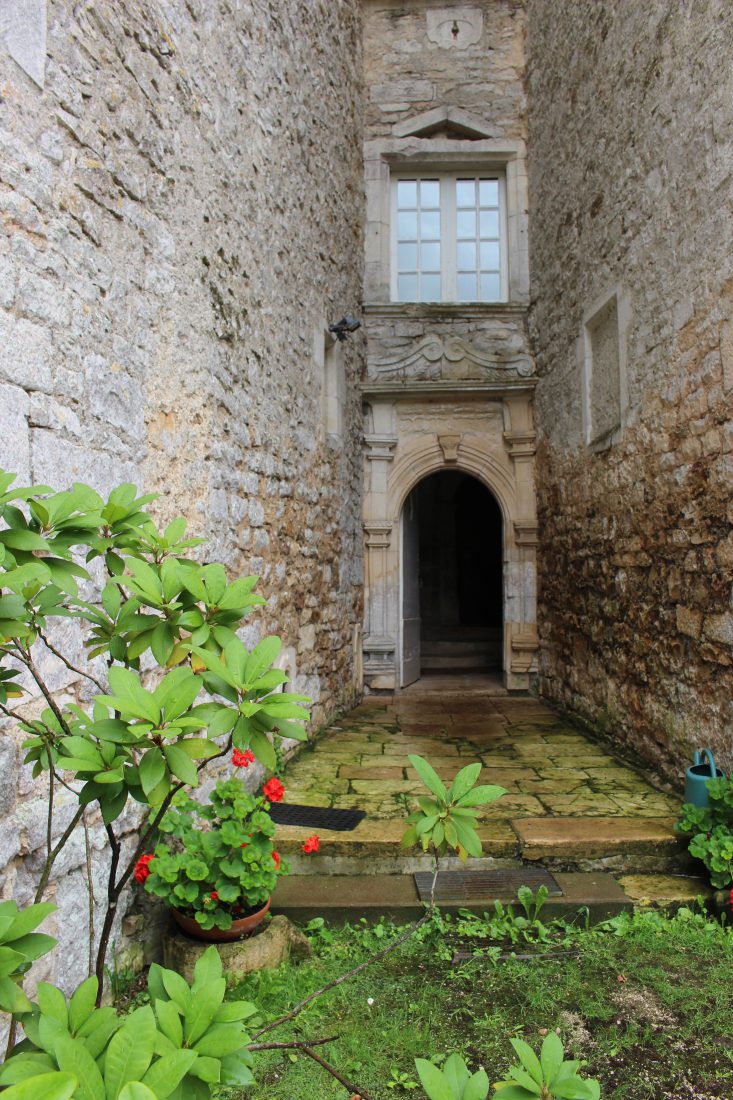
[0,0,364,994]
[528,1,733,778]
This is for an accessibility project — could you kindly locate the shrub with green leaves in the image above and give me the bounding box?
[143,777,288,930]
[415,1053,489,1099]
[0,469,310,990]
[0,946,256,1098]
[401,755,505,860]
[494,1034,600,1099]
[0,901,57,1015]
[676,777,733,888]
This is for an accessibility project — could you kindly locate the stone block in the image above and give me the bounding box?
[0,382,30,481]
[162,915,311,985]
[0,314,53,392]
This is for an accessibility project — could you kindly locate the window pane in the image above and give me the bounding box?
[397,242,417,271]
[398,211,417,240]
[456,179,476,208]
[480,272,501,300]
[421,273,441,300]
[398,274,418,300]
[420,210,440,240]
[397,180,417,208]
[479,209,499,237]
[456,210,476,238]
[420,179,440,208]
[479,178,499,206]
[457,241,477,271]
[421,242,440,272]
[457,273,477,300]
[479,240,500,269]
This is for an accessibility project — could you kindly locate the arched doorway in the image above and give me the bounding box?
[401,470,503,686]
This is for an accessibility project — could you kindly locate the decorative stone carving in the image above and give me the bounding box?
[370,334,533,383]
[426,8,483,50]
[364,521,392,548]
[438,433,462,463]
[514,520,539,546]
[503,429,537,459]
[364,434,397,462]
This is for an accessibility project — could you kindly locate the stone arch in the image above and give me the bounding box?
[388,440,516,540]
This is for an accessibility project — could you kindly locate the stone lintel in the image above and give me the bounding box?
[360,378,536,400]
[363,301,528,320]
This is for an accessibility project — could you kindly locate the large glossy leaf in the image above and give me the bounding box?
[456,784,506,807]
[409,755,447,801]
[0,1071,77,1100]
[68,976,98,1036]
[4,901,56,942]
[163,745,198,786]
[141,1051,198,1098]
[183,978,226,1045]
[464,1068,490,1100]
[539,1031,564,1085]
[244,636,281,685]
[448,762,481,803]
[103,1006,157,1099]
[53,1035,104,1100]
[414,1059,454,1100]
[154,669,201,722]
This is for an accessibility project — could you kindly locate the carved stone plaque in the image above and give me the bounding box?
[426,8,483,50]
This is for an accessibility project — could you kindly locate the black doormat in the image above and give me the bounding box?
[268,803,366,832]
[413,867,561,903]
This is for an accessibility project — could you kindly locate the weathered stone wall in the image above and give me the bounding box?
[528,1,733,778]
[0,0,364,994]
[364,0,526,140]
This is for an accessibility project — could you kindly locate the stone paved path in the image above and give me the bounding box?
[277,685,684,872]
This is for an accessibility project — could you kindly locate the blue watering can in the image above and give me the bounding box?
[684,749,724,808]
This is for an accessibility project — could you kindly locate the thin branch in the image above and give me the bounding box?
[302,1044,375,1100]
[33,805,85,904]
[247,1035,338,1052]
[251,862,439,1041]
[37,629,105,692]
[14,647,72,737]
[82,810,95,977]
[45,748,54,870]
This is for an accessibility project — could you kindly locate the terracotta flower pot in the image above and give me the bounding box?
[171,897,271,942]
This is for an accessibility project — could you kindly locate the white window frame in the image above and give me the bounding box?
[389,171,509,304]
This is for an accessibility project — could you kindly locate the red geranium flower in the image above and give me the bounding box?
[272,850,281,870]
[729,887,733,909]
[302,835,319,854]
[263,777,284,803]
[210,891,219,901]
[134,853,153,883]
[232,748,255,768]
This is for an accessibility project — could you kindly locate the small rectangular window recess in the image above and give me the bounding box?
[390,171,508,303]
[581,289,630,451]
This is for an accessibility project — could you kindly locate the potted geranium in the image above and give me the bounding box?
[137,768,290,941]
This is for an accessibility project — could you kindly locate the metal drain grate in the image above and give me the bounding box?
[413,867,562,903]
[268,803,366,832]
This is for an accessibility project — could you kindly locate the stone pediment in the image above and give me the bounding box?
[368,334,533,383]
[391,107,495,141]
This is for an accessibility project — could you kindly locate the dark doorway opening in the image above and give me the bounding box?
[401,471,503,683]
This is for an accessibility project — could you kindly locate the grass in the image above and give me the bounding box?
[215,903,733,1100]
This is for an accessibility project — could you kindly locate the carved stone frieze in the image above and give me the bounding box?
[368,334,533,383]
[364,522,393,548]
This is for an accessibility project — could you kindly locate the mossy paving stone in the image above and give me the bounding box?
[538,794,626,816]
[514,816,682,860]
[616,873,713,905]
[338,765,407,781]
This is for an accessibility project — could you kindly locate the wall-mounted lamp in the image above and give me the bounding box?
[328,315,361,342]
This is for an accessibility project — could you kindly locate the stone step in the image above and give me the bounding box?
[421,654,499,670]
[275,815,691,876]
[271,870,634,924]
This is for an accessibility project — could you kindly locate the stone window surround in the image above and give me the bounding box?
[579,286,631,451]
[364,136,529,306]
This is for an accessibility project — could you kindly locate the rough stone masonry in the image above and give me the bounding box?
[528,0,733,779]
[0,0,364,994]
